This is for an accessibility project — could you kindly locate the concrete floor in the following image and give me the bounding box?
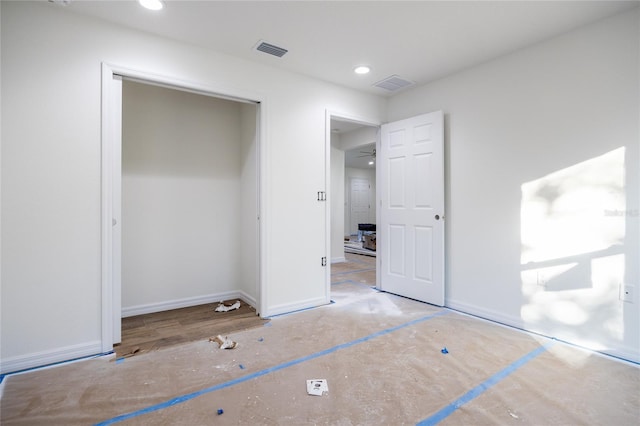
[1,254,639,425]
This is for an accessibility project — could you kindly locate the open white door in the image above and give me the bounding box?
[378,111,444,305]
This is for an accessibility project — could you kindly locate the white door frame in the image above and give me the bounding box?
[325,110,380,296]
[101,63,267,351]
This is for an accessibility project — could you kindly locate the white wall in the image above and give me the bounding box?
[339,126,378,152]
[388,9,640,361]
[330,138,346,263]
[239,103,259,304]
[0,1,385,372]
[345,167,377,236]
[121,81,250,312]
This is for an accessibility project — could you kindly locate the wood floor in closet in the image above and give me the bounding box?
[115,300,268,358]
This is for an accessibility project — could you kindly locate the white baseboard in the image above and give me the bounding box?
[122,291,256,318]
[331,257,346,264]
[446,298,640,364]
[237,290,257,310]
[446,298,525,330]
[596,346,640,365]
[2,292,262,375]
[1,340,103,375]
[265,296,330,317]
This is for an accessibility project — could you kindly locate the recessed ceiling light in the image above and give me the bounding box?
[368,161,374,165]
[139,0,164,11]
[354,66,371,75]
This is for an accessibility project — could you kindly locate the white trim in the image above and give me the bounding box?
[107,64,263,105]
[257,102,268,318]
[122,291,257,318]
[327,110,382,129]
[238,290,258,310]
[446,298,525,330]
[101,62,267,351]
[324,110,332,306]
[266,296,331,318]
[101,62,117,352]
[375,127,382,290]
[0,341,103,375]
[331,257,347,264]
[446,299,640,364]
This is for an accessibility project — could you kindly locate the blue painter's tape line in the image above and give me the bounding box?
[95,310,447,425]
[115,358,125,365]
[416,343,551,426]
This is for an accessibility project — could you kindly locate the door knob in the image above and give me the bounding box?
[435,214,440,220]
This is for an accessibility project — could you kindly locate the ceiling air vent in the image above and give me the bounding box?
[374,75,415,92]
[254,41,288,58]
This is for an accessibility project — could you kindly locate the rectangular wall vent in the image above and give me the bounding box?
[254,41,288,58]
[374,75,415,92]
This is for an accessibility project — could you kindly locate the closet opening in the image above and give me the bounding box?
[101,64,264,350]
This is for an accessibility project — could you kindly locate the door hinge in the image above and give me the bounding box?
[317,191,326,201]
[321,257,327,266]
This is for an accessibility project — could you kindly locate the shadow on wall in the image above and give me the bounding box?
[520,147,636,352]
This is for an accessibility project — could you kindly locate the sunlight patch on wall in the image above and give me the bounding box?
[521,148,625,264]
[520,148,626,343]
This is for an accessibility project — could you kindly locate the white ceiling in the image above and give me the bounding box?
[58,0,638,96]
[345,142,376,170]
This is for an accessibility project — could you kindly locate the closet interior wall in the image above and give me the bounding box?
[121,80,258,314]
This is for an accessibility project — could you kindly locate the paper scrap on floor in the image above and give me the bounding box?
[209,335,238,349]
[306,379,328,396]
[215,300,241,312]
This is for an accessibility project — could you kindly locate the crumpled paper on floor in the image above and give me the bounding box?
[209,335,238,349]
[214,300,241,312]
